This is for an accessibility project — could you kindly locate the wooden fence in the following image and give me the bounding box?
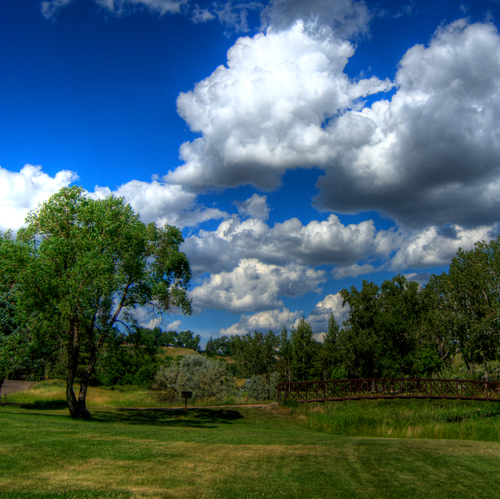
[277,378,500,403]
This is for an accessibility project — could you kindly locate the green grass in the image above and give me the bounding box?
[2,398,500,498]
[298,398,500,442]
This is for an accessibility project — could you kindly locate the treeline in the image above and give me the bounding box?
[2,234,499,389]
[207,237,500,383]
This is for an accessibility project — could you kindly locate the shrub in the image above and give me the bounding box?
[151,354,237,402]
[248,372,280,401]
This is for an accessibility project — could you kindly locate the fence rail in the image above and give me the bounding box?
[277,378,500,403]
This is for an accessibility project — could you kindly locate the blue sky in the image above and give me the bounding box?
[2,0,500,343]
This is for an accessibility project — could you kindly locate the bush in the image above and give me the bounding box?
[151,354,237,402]
[248,372,280,401]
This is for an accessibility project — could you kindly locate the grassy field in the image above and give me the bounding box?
[2,390,500,499]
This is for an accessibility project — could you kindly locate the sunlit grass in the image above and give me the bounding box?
[2,380,256,409]
[158,346,198,358]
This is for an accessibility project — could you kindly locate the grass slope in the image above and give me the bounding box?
[2,401,500,499]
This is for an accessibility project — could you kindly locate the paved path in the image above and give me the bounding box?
[0,380,34,396]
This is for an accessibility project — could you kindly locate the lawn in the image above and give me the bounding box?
[2,396,500,499]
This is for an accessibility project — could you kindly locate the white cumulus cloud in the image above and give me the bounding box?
[220,307,302,335]
[167,20,391,191]
[182,208,398,277]
[234,193,270,220]
[167,320,182,330]
[0,165,77,231]
[189,258,326,314]
[92,180,227,228]
[315,20,500,228]
[307,292,350,333]
[389,224,497,270]
[261,0,372,38]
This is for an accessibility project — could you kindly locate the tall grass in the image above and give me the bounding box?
[295,398,500,442]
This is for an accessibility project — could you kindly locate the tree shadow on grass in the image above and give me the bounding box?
[0,402,244,429]
[0,400,68,410]
[92,408,244,429]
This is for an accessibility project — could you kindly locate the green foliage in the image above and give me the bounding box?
[337,275,440,378]
[290,317,317,381]
[311,313,340,380]
[92,329,167,387]
[247,372,280,401]
[427,237,500,379]
[230,330,278,377]
[0,186,192,419]
[205,335,234,356]
[151,354,237,401]
[277,326,292,382]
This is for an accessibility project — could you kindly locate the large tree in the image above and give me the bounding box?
[338,275,437,378]
[428,238,500,379]
[290,317,317,382]
[0,186,192,419]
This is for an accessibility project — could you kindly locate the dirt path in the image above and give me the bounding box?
[0,380,34,396]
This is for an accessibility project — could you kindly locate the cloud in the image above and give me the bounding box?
[92,179,227,228]
[40,0,74,19]
[389,223,497,270]
[0,165,77,231]
[168,18,500,231]
[261,0,372,38]
[192,4,216,23]
[0,165,226,232]
[41,0,187,19]
[167,20,391,191]
[234,193,270,220]
[189,258,326,314]
[182,210,398,277]
[307,292,350,332]
[214,1,263,33]
[332,263,376,279]
[167,319,182,330]
[315,20,500,228]
[404,272,431,286]
[220,307,301,335]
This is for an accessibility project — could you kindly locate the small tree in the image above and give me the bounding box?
[0,186,192,419]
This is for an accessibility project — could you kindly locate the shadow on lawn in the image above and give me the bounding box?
[0,400,244,428]
[0,399,68,410]
[93,408,244,428]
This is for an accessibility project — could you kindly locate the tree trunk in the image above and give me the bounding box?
[66,378,91,420]
[76,339,99,421]
[65,320,91,420]
[483,357,489,382]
